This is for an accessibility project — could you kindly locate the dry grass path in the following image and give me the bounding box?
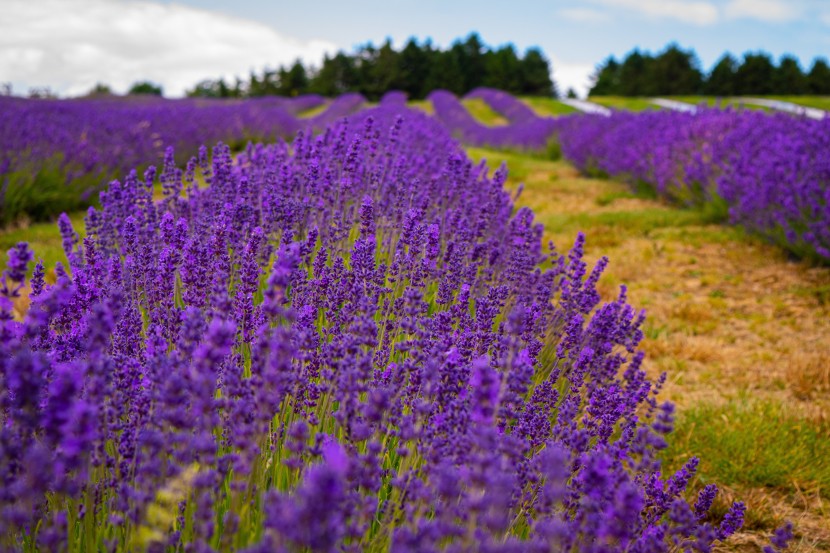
[468,147,830,552]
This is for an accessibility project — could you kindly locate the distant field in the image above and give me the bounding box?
[296,101,329,118]
[753,96,830,111]
[414,94,830,119]
[460,97,508,125]
[519,96,579,116]
[587,96,661,111]
[591,95,830,113]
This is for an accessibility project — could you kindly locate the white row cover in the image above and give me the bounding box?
[560,99,612,116]
[743,98,827,120]
[651,98,698,114]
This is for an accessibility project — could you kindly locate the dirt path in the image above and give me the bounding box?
[469,147,830,552]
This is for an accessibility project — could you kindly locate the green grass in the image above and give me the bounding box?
[0,211,85,273]
[467,147,546,181]
[519,97,579,116]
[407,100,434,115]
[542,206,722,237]
[582,95,830,113]
[460,98,508,125]
[1,159,110,227]
[664,96,830,112]
[587,96,661,111]
[745,96,830,111]
[664,96,719,107]
[663,398,830,494]
[296,102,329,118]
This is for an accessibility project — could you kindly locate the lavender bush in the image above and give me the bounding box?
[429,90,558,151]
[303,93,366,129]
[465,87,540,124]
[0,104,769,552]
[0,94,335,225]
[556,109,830,262]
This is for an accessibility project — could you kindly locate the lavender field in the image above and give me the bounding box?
[1,86,829,552]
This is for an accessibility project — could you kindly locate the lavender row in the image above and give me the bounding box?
[0,94,365,225]
[465,87,541,124]
[428,89,558,151]
[0,103,777,551]
[555,109,830,262]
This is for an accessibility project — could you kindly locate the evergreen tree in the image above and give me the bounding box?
[807,58,830,94]
[773,55,806,94]
[734,52,775,95]
[278,60,309,96]
[704,54,738,96]
[187,80,221,98]
[424,50,465,95]
[311,53,359,96]
[186,32,558,98]
[648,44,702,95]
[483,45,524,94]
[397,38,432,98]
[87,83,112,96]
[128,81,163,96]
[589,57,621,96]
[373,40,405,97]
[218,79,231,98]
[456,33,487,92]
[520,48,556,96]
[618,50,653,96]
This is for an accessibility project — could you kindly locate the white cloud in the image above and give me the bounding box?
[550,56,596,98]
[723,0,800,22]
[590,0,719,25]
[0,0,337,97]
[558,8,610,23]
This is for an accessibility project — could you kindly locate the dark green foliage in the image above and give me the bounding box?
[396,39,432,98]
[87,83,112,96]
[648,44,703,95]
[128,81,163,96]
[311,52,360,96]
[704,54,738,96]
[520,48,556,96]
[590,57,621,96]
[589,44,823,97]
[590,44,703,96]
[186,33,557,100]
[807,58,830,94]
[733,52,775,95]
[773,55,807,94]
[278,61,311,96]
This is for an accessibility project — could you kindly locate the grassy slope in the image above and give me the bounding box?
[519,97,579,116]
[765,96,830,110]
[588,96,830,113]
[460,98,509,125]
[468,147,830,552]
[587,96,661,111]
[407,100,434,115]
[0,212,85,273]
[295,101,329,118]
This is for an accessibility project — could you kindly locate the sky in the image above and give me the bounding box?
[3,0,830,98]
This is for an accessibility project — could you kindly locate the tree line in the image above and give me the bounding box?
[590,44,830,96]
[185,33,556,100]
